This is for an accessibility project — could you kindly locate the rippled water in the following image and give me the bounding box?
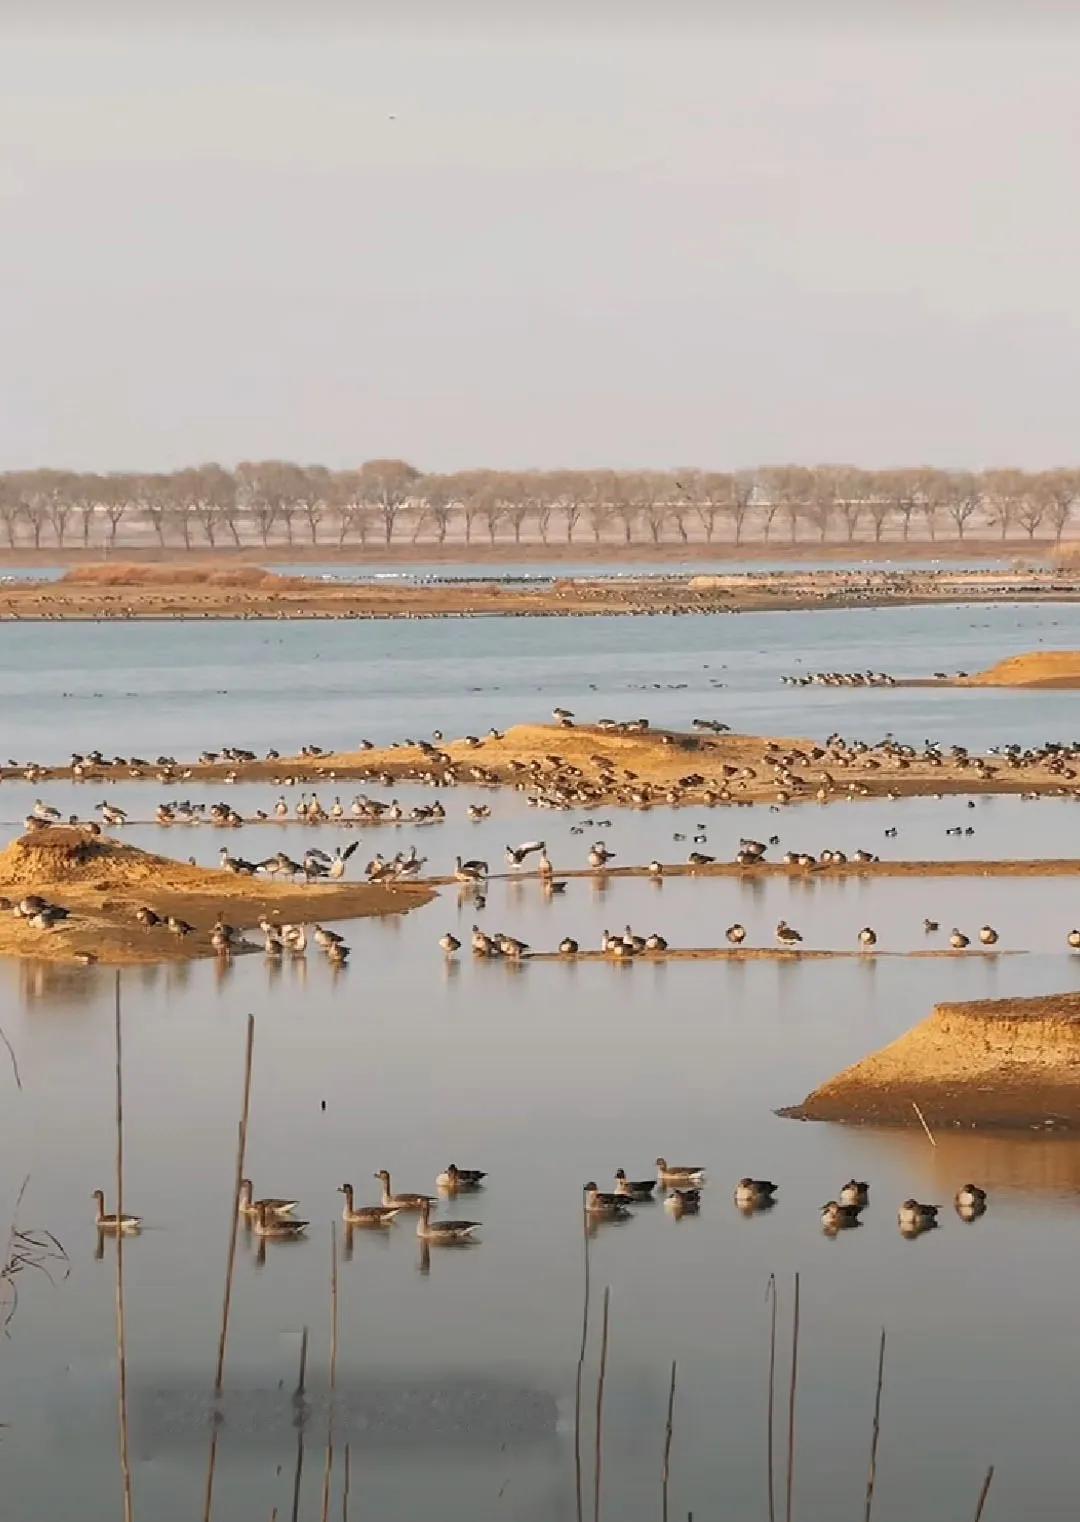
[4,604,1080,1520]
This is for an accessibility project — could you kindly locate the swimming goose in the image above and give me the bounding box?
[955,1184,988,1209]
[338,1183,401,1226]
[821,1201,862,1231]
[416,1197,479,1241]
[282,924,307,953]
[437,1164,487,1189]
[775,920,803,946]
[839,1180,869,1209]
[92,1189,141,1233]
[253,1202,308,1238]
[978,925,999,946]
[327,940,350,965]
[439,932,462,954]
[313,925,345,949]
[897,1199,939,1229]
[656,1158,706,1186]
[239,1179,299,1218]
[374,1170,435,1211]
[584,1182,632,1219]
[734,1178,777,1206]
[726,923,747,945]
[923,919,939,933]
[858,926,877,948]
[949,929,970,950]
[664,1188,700,1215]
[614,1169,656,1200]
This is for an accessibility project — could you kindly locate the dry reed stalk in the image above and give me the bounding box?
[765,1274,778,1522]
[573,1193,592,1522]
[973,1465,995,1520]
[0,1024,21,1089]
[342,1443,351,1522]
[593,1286,611,1522]
[114,973,134,1522]
[291,1327,310,1522]
[320,1222,339,1522]
[661,1359,677,1522]
[910,1100,937,1148]
[784,1272,800,1522]
[863,1330,886,1522]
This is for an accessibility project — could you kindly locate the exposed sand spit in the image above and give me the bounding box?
[0,828,430,964]
[782,990,1080,1129]
[958,650,1080,688]
[62,562,289,589]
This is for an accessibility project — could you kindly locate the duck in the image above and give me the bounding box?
[91,1189,141,1233]
[439,932,462,955]
[664,1188,700,1215]
[955,1184,988,1209]
[775,920,803,946]
[923,919,939,933]
[584,1182,631,1219]
[734,1178,778,1207]
[239,1179,299,1218]
[338,1183,401,1226]
[327,940,350,965]
[897,1198,939,1229]
[978,925,999,946]
[821,1200,862,1231]
[559,936,579,955]
[253,1202,308,1239]
[726,923,747,945]
[416,1197,479,1242]
[656,1157,706,1186]
[949,929,970,950]
[1069,929,1080,950]
[588,843,615,868]
[613,1169,656,1200]
[858,926,877,949]
[374,1170,435,1211]
[436,1164,487,1190]
[839,1180,869,1209]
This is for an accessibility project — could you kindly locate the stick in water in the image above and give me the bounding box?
[766,1274,778,1522]
[973,1465,995,1520]
[911,1100,937,1148]
[593,1286,611,1522]
[574,1190,592,1522]
[320,1222,339,1522]
[863,1329,886,1522]
[785,1272,800,1522]
[114,973,134,1522]
[661,1359,677,1522]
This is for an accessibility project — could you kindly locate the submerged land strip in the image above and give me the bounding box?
[2,563,1080,620]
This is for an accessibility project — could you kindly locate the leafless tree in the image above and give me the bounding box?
[586,472,615,543]
[979,469,1026,541]
[1038,469,1080,543]
[135,473,174,547]
[728,472,755,544]
[944,471,981,539]
[359,458,420,545]
[0,477,21,547]
[413,474,456,543]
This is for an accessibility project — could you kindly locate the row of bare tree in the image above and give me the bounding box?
[0,461,1077,548]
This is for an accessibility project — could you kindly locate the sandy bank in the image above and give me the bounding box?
[957,650,1080,689]
[782,991,1080,1129]
[0,829,430,964]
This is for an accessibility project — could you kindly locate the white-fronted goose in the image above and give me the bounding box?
[339,1183,401,1226]
[656,1158,705,1186]
[239,1178,298,1218]
[374,1170,435,1211]
[92,1189,141,1233]
[416,1197,479,1241]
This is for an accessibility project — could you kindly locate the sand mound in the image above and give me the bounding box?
[0,829,429,964]
[61,562,288,589]
[960,650,1080,688]
[782,990,1080,1129]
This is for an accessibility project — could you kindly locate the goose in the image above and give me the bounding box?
[313,925,345,949]
[664,1188,700,1215]
[644,932,668,951]
[505,840,545,867]
[416,1197,479,1241]
[498,935,529,958]
[1069,929,1080,950]
[32,799,61,821]
[726,923,747,945]
[219,847,257,875]
[858,926,877,949]
[687,851,715,866]
[239,1179,299,1218]
[98,802,128,827]
[167,916,194,938]
[374,1170,435,1211]
[338,1183,401,1226]
[656,1158,706,1186]
[330,796,344,819]
[923,919,939,933]
[734,1178,777,1206]
[92,1189,141,1233]
[327,940,350,965]
[253,1202,308,1239]
[274,796,288,816]
[470,924,497,957]
[552,707,574,721]
[614,1169,656,1200]
[584,1182,631,1219]
[978,925,999,946]
[439,932,462,954]
[282,924,307,953]
[588,843,615,868]
[264,930,284,956]
[436,1164,487,1189]
[559,936,579,955]
[955,1184,988,1209]
[839,1180,869,1209]
[821,1200,861,1231]
[327,841,360,879]
[537,847,554,879]
[466,803,490,821]
[135,906,161,928]
[454,856,488,883]
[647,860,664,877]
[775,920,803,946]
[949,929,970,950]
[897,1199,939,1229]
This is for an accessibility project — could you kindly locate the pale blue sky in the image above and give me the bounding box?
[3,4,1079,471]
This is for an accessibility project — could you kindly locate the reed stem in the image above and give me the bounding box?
[863,1330,886,1522]
[910,1100,937,1148]
[573,1192,592,1522]
[342,1443,351,1522]
[973,1465,995,1520]
[214,1013,255,1392]
[114,972,134,1522]
[593,1286,611,1522]
[291,1327,309,1522]
[766,1274,778,1522]
[784,1272,800,1522]
[661,1359,677,1522]
[320,1222,339,1522]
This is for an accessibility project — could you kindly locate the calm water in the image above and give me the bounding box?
[4,604,1080,1520]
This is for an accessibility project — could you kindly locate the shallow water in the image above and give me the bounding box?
[4,607,1080,1519]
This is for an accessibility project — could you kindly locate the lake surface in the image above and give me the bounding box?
[3,602,1080,1520]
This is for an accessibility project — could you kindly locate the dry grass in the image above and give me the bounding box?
[61,562,288,589]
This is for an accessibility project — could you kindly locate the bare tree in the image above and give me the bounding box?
[185,464,236,548]
[610,474,639,544]
[680,470,731,542]
[1038,469,1080,543]
[979,469,1027,541]
[587,472,615,543]
[135,473,173,547]
[414,474,456,543]
[549,470,590,543]
[0,477,21,547]
[235,461,283,547]
[632,472,672,544]
[728,471,754,544]
[41,471,77,546]
[358,458,420,545]
[944,471,981,539]
[100,474,137,548]
[294,466,330,545]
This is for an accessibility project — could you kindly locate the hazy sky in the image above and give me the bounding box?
[3,4,1080,472]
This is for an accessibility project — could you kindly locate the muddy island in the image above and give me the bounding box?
[782,990,1080,1129]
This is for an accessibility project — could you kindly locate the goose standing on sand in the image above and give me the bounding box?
[979,925,999,946]
[98,802,128,827]
[454,856,488,883]
[92,1189,141,1233]
[274,796,288,817]
[775,920,803,946]
[505,841,545,867]
[338,1184,401,1226]
[374,1170,435,1211]
[588,843,615,868]
[415,1197,479,1242]
[328,841,360,879]
[559,936,579,955]
[439,932,462,955]
[726,923,747,945]
[949,929,970,950]
[858,926,877,949]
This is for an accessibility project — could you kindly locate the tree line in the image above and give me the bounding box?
[0,461,1077,549]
